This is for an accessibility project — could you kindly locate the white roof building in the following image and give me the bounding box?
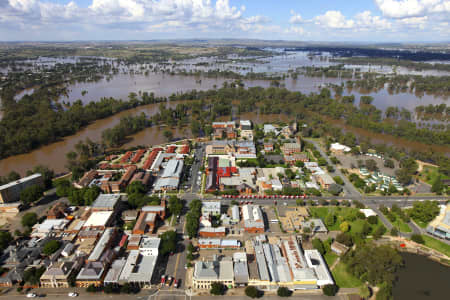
[330,143,351,153]
[83,211,113,229]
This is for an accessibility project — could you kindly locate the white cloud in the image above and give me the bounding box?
[286,26,305,35]
[355,10,392,30]
[289,10,303,24]
[374,0,450,18]
[315,10,355,29]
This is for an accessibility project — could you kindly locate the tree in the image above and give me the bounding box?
[328,184,343,196]
[336,232,353,247]
[21,212,38,228]
[245,286,262,298]
[365,159,378,172]
[384,159,395,169]
[390,227,398,236]
[210,282,226,295]
[55,179,72,197]
[333,176,344,185]
[160,230,177,255]
[312,238,325,255]
[367,215,378,225]
[20,184,44,204]
[23,266,46,285]
[168,196,183,216]
[0,231,13,251]
[277,287,292,297]
[339,221,350,233]
[411,234,425,244]
[126,181,147,194]
[323,284,339,296]
[188,243,195,253]
[343,243,403,286]
[408,200,440,224]
[431,176,444,195]
[376,282,393,300]
[42,240,61,256]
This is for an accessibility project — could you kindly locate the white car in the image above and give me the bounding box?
[26,293,37,298]
[68,292,79,297]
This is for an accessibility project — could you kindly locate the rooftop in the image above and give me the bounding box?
[0,173,42,191]
[83,211,113,228]
[91,194,120,210]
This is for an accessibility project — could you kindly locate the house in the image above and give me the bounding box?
[132,212,157,234]
[202,201,221,217]
[40,259,83,288]
[199,227,226,238]
[240,130,254,140]
[139,237,160,256]
[198,239,240,249]
[301,218,328,233]
[263,142,274,152]
[212,121,235,129]
[426,204,450,240]
[242,205,264,234]
[240,120,252,130]
[153,159,184,191]
[0,173,43,203]
[47,202,67,219]
[284,153,309,165]
[205,157,219,192]
[263,124,279,136]
[281,143,301,156]
[91,194,121,212]
[233,252,249,287]
[315,173,335,189]
[82,211,114,230]
[193,259,234,289]
[76,261,106,287]
[231,206,240,223]
[331,241,349,256]
[74,170,98,189]
[141,200,166,220]
[118,250,158,287]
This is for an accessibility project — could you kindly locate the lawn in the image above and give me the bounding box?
[413,219,428,229]
[331,261,363,288]
[419,165,449,185]
[390,214,412,233]
[422,235,450,257]
[309,206,368,232]
[324,252,339,266]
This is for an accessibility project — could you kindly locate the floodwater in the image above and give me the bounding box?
[393,253,450,300]
[1,51,449,176]
[60,72,447,112]
[0,101,186,176]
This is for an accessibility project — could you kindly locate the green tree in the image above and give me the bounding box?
[277,287,292,297]
[245,286,262,298]
[126,181,147,194]
[340,221,350,233]
[42,240,61,256]
[376,282,393,300]
[323,284,339,296]
[312,238,325,255]
[21,212,38,228]
[431,176,444,195]
[55,179,72,197]
[163,130,173,142]
[168,196,183,216]
[359,285,371,299]
[336,232,353,247]
[0,231,13,251]
[325,213,336,227]
[210,282,226,295]
[20,184,44,204]
[160,230,177,255]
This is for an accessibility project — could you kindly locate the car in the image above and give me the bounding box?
[174,279,179,288]
[166,276,172,286]
[184,264,188,269]
[161,275,166,285]
[26,293,37,298]
[68,292,78,297]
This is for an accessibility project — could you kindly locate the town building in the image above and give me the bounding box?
[76,261,106,287]
[82,211,114,230]
[314,173,336,189]
[0,173,43,203]
[193,259,234,289]
[427,204,450,240]
[202,201,221,217]
[153,158,184,191]
[118,250,158,287]
[331,241,350,256]
[91,194,121,212]
[198,239,240,249]
[139,237,160,256]
[281,143,301,156]
[301,218,328,233]
[199,227,226,238]
[40,259,83,288]
[330,143,351,154]
[242,205,265,233]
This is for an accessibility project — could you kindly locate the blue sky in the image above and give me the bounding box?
[0,0,449,42]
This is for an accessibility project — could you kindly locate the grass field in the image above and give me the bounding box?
[331,261,363,288]
[422,235,450,257]
[418,165,449,185]
[390,213,412,233]
[413,219,429,229]
[324,252,339,266]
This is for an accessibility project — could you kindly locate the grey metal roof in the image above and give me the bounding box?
[87,228,114,261]
[104,258,126,284]
[234,261,249,284]
[92,194,120,209]
[0,173,42,191]
[161,159,183,178]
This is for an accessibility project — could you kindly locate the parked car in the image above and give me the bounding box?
[68,292,78,297]
[166,276,172,286]
[174,278,179,288]
[26,293,37,298]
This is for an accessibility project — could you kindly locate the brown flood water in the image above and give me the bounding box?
[1,102,448,177]
[0,101,187,176]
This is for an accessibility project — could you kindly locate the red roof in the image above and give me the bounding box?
[179,145,190,154]
[119,234,128,248]
[131,149,146,164]
[166,146,176,153]
[143,148,163,170]
[121,151,133,163]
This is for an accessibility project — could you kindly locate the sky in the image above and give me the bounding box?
[0,0,449,42]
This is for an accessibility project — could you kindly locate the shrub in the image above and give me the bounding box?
[312,238,325,255]
[277,287,292,297]
[336,232,353,247]
[42,240,61,256]
[390,228,398,236]
[245,286,262,298]
[323,284,339,296]
[21,213,38,228]
[210,282,226,295]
